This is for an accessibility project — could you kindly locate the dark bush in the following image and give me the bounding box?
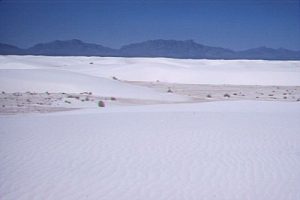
[224,93,230,98]
[111,97,117,101]
[98,100,105,107]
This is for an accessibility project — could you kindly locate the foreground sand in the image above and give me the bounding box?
[1,101,299,200]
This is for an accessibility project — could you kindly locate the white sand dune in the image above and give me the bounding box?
[0,68,186,101]
[1,56,300,199]
[1,55,300,86]
[1,101,300,200]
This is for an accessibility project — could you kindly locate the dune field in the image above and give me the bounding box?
[0,56,300,200]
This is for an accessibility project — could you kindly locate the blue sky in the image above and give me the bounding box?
[0,0,299,50]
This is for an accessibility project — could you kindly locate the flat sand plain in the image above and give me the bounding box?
[1,82,299,114]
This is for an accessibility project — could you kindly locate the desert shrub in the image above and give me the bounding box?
[98,100,105,107]
[206,94,212,98]
[268,94,274,96]
[89,62,93,64]
[167,88,173,93]
[85,97,89,101]
[112,76,118,80]
[1,91,5,94]
[233,93,237,95]
[283,96,287,99]
[297,98,300,102]
[64,100,71,104]
[111,97,117,101]
[224,93,230,98]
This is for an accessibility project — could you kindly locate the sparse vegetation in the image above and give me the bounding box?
[112,76,118,80]
[98,100,105,107]
[64,100,71,104]
[111,97,117,101]
[224,93,230,98]
[167,88,173,93]
[206,94,212,98]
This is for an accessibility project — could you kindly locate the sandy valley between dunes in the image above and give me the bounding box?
[1,82,300,114]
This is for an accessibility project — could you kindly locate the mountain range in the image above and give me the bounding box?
[1,39,300,60]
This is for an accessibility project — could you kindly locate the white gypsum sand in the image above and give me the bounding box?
[0,56,300,199]
[1,56,300,86]
[0,101,300,200]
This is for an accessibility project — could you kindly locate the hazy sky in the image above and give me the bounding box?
[0,0,299,50]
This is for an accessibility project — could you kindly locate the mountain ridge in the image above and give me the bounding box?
[1,39,299,60]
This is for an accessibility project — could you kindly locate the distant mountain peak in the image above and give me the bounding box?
[0,39,299,60]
